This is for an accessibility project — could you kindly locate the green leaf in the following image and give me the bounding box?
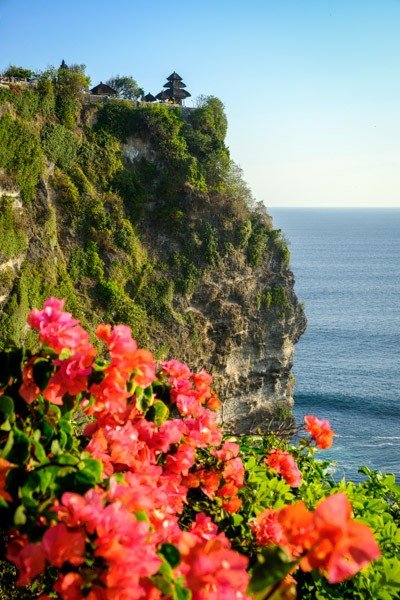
[247,546,297,594]
[160,543,181,568]
[147,400,170,425]
[14,504,27,526]
[80,457,103,482]
[0,395,14,419]
[32,438,47,463]
[51,439,61,456]
[37,468,54,493]
[7,428,30,464]
[32,358,54,391]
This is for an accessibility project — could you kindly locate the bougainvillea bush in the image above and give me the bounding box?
[0,298,399,599]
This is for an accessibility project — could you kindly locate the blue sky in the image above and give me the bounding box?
[1,0,400,207]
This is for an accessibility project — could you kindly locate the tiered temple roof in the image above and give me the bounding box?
[155,72,191,105]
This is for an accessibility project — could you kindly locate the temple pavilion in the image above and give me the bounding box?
[155,72,191,105]
[90,82,117,97]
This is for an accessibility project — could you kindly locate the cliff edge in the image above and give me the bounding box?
[0,72,306,432]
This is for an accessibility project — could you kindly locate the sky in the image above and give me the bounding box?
[1,0,400,208]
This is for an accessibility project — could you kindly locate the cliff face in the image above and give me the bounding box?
[0,81,306,432]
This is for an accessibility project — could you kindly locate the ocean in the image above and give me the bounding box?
[269,209,400,482]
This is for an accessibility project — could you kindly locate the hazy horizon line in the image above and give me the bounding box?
[267,205,400,210]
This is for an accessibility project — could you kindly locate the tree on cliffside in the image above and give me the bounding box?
[106,75,143,100]
[3,65,33,79]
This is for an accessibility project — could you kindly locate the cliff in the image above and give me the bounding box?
[0,71,306,432]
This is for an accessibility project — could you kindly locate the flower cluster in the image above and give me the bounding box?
[0,298,381,599]
[265,449,302,487]
[251,493,380,583]
[304,415,334,449]
[20,297,96,405]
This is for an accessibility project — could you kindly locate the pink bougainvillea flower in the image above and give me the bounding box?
[250,508,285,547]
[223,457,245,488]
[304,415,334,449]
[165,443,196,476]
[180,536,250,600]
[28,297,91,354]
[265,449,302,487]
[212,441,240,462]
[189,513,220,542]
[42,523,86,568]
[43,349,96,405]
[161,358,192,382]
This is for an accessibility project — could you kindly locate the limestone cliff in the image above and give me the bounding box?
[0,82,306,431]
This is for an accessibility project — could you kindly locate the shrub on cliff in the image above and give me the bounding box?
[0,298,398,599]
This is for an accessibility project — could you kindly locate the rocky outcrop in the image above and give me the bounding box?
[172,245,306,433]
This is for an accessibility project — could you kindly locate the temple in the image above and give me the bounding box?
[155,72,191,105]
[90,82,117,97]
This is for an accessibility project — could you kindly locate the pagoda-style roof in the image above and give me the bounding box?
[90,82,117,96]
[156,72,191,105]
[163,80,187,88]
[155,90,170,101]
[143,92,156,102]
[166,71,183,81]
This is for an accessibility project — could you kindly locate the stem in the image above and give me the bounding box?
[263,579,283,600]
[33,461,79,471]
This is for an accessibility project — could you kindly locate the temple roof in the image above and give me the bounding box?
[157,72,191,103]
[90,82,117,96]
[166,72,183,81]
[143,92,156,102]
[155,90,170,100]
[163,80,187,88]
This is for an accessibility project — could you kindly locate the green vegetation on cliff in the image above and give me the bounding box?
[0,65,292,362]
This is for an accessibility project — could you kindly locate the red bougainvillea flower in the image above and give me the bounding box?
[97,323,156,388]
[250,508,286,547]
[0,457,15,503]
[54,572,84,600]
[265,449,302,487]
[278,494,380,583]
[19,358,41,405]
[306,493,380,583]
[42,523,86,568]
[278,501,316,552]
[304,415,334,449]
[6,535,46,587]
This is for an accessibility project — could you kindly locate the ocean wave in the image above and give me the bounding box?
[294,392,399,420]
